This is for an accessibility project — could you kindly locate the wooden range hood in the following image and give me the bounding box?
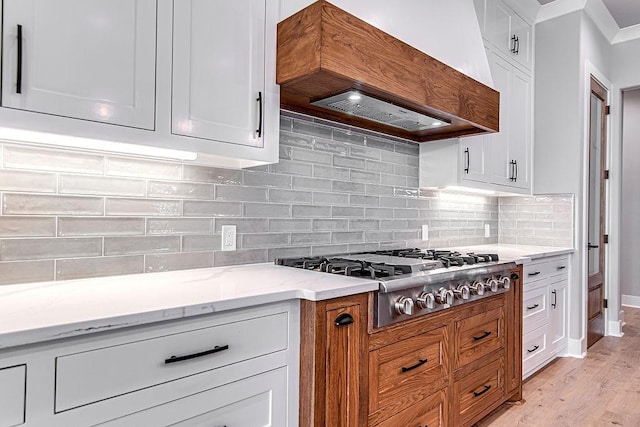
[276,1,499,142]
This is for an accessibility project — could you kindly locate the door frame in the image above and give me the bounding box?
[581,62,612,351]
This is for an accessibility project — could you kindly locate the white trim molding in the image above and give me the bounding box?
[567,338,587,358]
[622,294,640,308]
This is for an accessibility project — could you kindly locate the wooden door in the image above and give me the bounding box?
[587,77,608,348]
[1,0,157,129]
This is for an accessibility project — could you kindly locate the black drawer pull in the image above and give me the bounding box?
[473,331,491,341]
[527,345,540,353]
[528,271,541,276]
[526,304,539,310]
[164,345,229,364]
[473,384,491,397]
[16,24,23,94]
[256,91,263,138]
[334,313,354,326]
[557,265,567,270]
[401,358,428,373]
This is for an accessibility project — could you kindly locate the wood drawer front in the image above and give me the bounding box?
[0,365,26,427]
[369,327,448,423]
[524,256,568,283]
[522,327,549,376]
[374,388,447,427]
[523,285,548,334]
[454,356,505,427]
[455,307,504,368]
[55,312,288,412]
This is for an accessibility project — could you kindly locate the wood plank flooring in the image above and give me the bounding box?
[476,307,640,427]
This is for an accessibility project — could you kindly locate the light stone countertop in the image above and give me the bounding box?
[0,244,574,350]
[0,263,378,349]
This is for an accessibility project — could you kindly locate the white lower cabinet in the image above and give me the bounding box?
[522,255,569,379]
[99,367,287,427]
[0,301,299,427]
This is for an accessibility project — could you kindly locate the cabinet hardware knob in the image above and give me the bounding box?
[588,244,599,249]
[17,24,23,94]
[334,313,354,326]
[473,331,492,341]
[473,384,491,397]
[164,344,229,364]
[401,358,428,373]
[511,273,520,280]
[256,91,263,138]
[557,266,567,270]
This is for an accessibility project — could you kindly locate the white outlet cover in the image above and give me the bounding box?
[421,224,429,241]
[221,225,236,251]
[484,224,490,238]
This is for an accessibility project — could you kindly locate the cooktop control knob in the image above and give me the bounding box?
[499,276,511,290]
[416,292,436,309]
[435,288,454,306]
[454,284,471,300]
[484,278,499,292]
[470,281,485,296]
[394,296,414,315]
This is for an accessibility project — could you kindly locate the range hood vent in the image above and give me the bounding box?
[312,90,450,132]
[276,1,499,142]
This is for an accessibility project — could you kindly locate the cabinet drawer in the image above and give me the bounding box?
[99,366,287,427]
[369,327,448,423]
[55,312,288,412]
[523,285,548,334]
[0,365,25,427]
[374,388,447,427]
[454,307,504,368]
[522,327,549,377]
[524,256,568,282]
[454,356,504,427]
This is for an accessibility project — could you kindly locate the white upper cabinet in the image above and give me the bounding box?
[172,0,265,148]
[480,0,532,72]
[459,134,491,184]
[1,0,157,130]
[0,0,280,168]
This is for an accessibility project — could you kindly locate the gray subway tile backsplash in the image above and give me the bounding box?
[0,116,574,285]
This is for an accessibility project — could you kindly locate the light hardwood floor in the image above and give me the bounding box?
[477,306,640,427]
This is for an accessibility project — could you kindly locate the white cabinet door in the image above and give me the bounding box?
[508,65,531,190]
[459,134,490,184]
[549,282,567,353]
[99,367,287,427]
[490,0,512,55]
[172,0,266,148]
[1,0,157,130]
[0,365,25,427]
[510,12,532,71]
[488,53,512,186]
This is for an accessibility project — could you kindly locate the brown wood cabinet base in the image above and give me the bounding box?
[299,266,523,427]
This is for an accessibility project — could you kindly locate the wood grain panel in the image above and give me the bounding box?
[368,327,449,425]
[505,266,523,401]
[374,389,448,427]
[277,0,500,142]
[454,306,505,368]
[453,355,505,427]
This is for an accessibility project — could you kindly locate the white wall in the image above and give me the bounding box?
[620,91,640,298]
[534,10,612,353]
[279,0,494,88]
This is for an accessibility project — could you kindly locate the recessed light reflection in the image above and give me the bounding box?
[348,93,362,101]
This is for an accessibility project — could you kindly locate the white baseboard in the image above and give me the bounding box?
[622,294,640,308]
[608,319,624,337]
[567,338,586,358]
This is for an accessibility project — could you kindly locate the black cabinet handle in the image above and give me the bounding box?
[528,271,541,277]
[526,303,539,310]
[527,345,540,353]
[557,266,567,270]
[515,36,520,55]
[473,384,491,397]
[16,24,23,94]
[164,344,229,364]
[334,313,354,326]
[508,160,515,181]
[552,289,557,309]
[588,244,599,249]
[401,358,428,373]
[511,273,520,280]
[464,148,470,174]
[256,91,263,138]
[511,34,517,53]
[473,331,491,341]
[514,160,518,181]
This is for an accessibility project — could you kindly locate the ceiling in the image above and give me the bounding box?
[538,0,640,28]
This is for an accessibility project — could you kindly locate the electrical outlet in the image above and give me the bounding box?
[422,224,429,241]
[484,224,490,238]
[221,225,236,251]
